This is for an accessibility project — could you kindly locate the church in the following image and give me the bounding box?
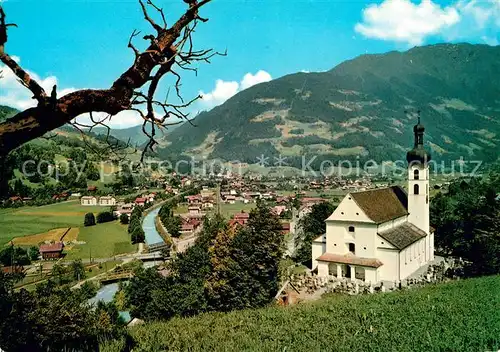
[312,119,434,284]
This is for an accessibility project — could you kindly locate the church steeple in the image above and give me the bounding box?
[406,112,432,261]
[406,111,431,164]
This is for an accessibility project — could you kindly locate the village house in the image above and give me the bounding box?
[271,205,287,217]
[224,195,236,204]
[39,242,64,260]
[233,211,250,225]
[135,197,147,207]
[188,206,202,215]
[99,196,116,206]
[180,218,202,235]
[81,196,97,206]
[114,203,134,217]
[312,120,434,284]
[186,195,202,204]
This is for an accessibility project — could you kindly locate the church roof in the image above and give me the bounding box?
[350,186,408,224]
[316,252,383,268]
[378,223,427,250]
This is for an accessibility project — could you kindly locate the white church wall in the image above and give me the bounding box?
[365,267,378,284]
[325,221,377,257]
[377,248,399,281]
[399,239,427,280]
[317,262,328,276]
[311,235,326,270]
[326,194,374,223]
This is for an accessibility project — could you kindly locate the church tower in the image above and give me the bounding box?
[406,114,431,237]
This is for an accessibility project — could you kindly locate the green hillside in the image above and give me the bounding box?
[104,275,500,351]
[157,43,500,168]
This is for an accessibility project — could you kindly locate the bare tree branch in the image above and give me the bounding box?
[0,0,217,158]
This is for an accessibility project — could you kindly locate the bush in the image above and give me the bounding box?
[84,213,96,227]
[96,211,115,224]
[119,213,129,225]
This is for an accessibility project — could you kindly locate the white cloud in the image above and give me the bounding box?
[199,70,272,109]
[355,0,500,46]
[355,0,460,46]
[240,70,272,90]
[199,79,239,107]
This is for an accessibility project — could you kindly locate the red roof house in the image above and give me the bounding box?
[39,242,64,260]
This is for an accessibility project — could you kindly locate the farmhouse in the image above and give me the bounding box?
[313,120,434,284]
[39,242,64,260]
[81,196,97,206]
[99,196,116,206]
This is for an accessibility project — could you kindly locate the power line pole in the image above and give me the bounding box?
[216,182,221,216]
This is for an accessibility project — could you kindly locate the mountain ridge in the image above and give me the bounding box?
[157,43,500,168]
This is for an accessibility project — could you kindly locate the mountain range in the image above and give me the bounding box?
[156,43,500,169]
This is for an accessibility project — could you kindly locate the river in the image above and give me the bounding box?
[142,206,164,245]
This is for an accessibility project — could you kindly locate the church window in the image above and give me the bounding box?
[363,247,367,250]
[341,212,344,215]
[414,184,419,195]
[356,212,359,215]
[348,226,355,232]
[414,169,419,180]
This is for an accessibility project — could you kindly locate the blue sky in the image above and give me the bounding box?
[1,0,499,127]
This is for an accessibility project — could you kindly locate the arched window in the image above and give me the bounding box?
[414,184,419,195]
[348,226,355,232]
[414,169,419,180]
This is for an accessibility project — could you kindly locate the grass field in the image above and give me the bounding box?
[104,275,500,352]
[63,221,136,261]
[0,201,110,246]
[12,227,80,246]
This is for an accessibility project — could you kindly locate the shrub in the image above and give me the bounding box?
[96,211,115,224]
[84,212,96,227]
[119,213,129,225]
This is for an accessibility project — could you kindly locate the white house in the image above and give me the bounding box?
[313,119,434,284]
[81,196,97,206]
[99,196,116,206]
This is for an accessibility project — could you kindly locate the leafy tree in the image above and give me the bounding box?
[131,227,145,244]
[84,212,96,227]
[164,215,182,238]
[70,259,86,281]
[51,263,69,285]
[0,245,31,266]
[28,246,40,261]
[294,201,335,264]
[0,272,124,351]
[85,161,100,181]
[96,211,115,224]
[228,204,285,309]
[119,213,129,225]
[431,174,500,277]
